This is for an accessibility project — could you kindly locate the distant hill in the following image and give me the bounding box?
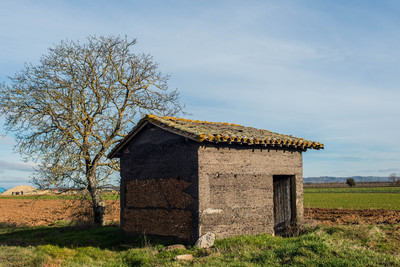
[304,176,391,184]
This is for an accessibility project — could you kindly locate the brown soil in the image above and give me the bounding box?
[305,208,400,225]
[1,199,400,227]
[0,199,119,226]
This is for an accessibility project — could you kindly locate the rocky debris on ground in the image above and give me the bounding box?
[194,232,215,248]
[174,254,193,261]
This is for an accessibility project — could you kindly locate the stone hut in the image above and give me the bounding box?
[108,115,323,242]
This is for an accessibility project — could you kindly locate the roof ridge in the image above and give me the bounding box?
[146,114,243,126]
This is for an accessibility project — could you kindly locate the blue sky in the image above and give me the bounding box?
[1,0,400,188]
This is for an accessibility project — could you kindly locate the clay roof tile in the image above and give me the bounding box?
[108,114,324,158]
[145,114,323,150]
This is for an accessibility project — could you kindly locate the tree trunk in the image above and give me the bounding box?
[87,171,106,226]
[93,197,106,226]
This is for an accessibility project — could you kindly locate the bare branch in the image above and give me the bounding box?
[0,35,184,225]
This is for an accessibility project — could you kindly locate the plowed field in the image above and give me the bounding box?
[304,208,400,225]
[0,199,119,226]
[1,199,400,226]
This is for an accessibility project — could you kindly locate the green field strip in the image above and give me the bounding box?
[304,187,400,194]
[304,193,400,210]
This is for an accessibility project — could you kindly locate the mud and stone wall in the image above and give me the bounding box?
[119,123,304,241]
[119,123,199,242]
[197,144,303,238]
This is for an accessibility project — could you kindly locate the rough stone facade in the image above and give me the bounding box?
[198,144,303,238]
[120,124,199,242]
[119,125,304,242]
[111,115,323,243]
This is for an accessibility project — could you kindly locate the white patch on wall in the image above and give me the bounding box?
[203,208,223,214]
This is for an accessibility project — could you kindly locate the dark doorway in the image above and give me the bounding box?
[273,175,295,234]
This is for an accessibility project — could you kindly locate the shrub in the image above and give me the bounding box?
[346,178,356,187]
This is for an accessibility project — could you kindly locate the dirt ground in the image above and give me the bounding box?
[304,208,400,225]
[0,199,120,226]
[1,199,400,226]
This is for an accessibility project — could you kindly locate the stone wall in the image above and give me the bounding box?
[198,144,303,238]
[119,123,199,242]
[119,123,305,241]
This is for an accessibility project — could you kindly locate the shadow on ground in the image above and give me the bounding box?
[0,223,178,251]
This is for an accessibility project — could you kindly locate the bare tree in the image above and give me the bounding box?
[389,173,400,186]
[0,36,183,225]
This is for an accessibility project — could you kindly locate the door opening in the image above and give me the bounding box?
[273,175,295,234]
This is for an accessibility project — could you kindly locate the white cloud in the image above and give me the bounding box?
[0,160,36,173]
[1,0,400,178]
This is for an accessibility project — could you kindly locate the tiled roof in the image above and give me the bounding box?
[108,114,324,158]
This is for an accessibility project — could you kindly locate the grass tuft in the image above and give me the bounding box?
[0,224,399,266]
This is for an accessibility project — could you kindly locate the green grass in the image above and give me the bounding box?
[0,224,399,266]
[304,187,400,194]
[304,186,400,210]
[304,193,400,209]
